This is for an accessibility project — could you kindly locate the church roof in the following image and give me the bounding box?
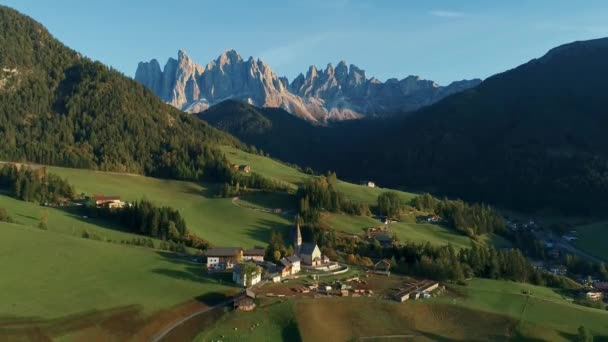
[300,243,318,256]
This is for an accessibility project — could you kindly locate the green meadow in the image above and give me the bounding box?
[220,145,416,205]
[324,213,475,250]
[437,279,608,340]
[38,165,292,248]
[0,222,239,320]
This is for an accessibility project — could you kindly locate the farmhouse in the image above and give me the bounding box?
[293,222,328,266]
[278,255,301,276]
[90,194,126,209]
[243,248,265,262]
[205,247,243,270]
[360,181,375,188]
[232,263,262,287]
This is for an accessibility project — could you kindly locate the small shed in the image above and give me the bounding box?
[234,290,256,311]
[234,297,255,311]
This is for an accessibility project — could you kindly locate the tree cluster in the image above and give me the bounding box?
[377,191,406,218]
[0,7,238,184]
[411,193,505,237]
[0,164,75,204]
[265,230,294,262]
[218,171,291,197]
[297,173,370,223]
[83,199,209,250]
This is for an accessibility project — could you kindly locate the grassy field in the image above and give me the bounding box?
[324,213,475,250]
[0,222,240,340]
[195,296,556,341]
[436,279,608,340]
[27,165,293,248]
[220,145,416,205]
[574,221,608,260]
[193,278,608,341]
[194,299,301,342]
[0,194,166,243]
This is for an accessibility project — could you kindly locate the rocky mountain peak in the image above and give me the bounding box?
[136,50,481,122]
[217,49,242,66]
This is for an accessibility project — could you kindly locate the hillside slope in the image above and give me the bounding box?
[201,38,608,213]
[0,6,237,180]
[372,37,608,212]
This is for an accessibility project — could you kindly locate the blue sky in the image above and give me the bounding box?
[3,0,608,84]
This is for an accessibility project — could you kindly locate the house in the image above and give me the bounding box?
[234,289,256,311]
[205,247,243,270]
[243,248,265,262]
[278,255,301,275]
[90,194,125,209]
[278,262,292,277]
[587,292,604,302]
[286,256,301,274]
[361,181,375,188]
[239,165,251,173]
[233,263,262,287]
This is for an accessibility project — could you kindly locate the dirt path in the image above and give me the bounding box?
[149,299,234,342]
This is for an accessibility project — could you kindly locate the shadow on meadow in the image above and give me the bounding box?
[0,305,146,341]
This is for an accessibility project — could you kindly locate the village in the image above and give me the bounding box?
[204,221,443,312]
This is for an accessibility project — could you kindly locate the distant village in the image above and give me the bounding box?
[505,217,608,304]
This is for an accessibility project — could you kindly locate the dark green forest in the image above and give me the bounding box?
[0,164,75,203]
[0,6,238,182]
[200,38,608,214]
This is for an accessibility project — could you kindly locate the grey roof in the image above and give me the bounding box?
[300,243,318,256]
[244,248,265,256]
[205,247,242,257]
[286,255,301,263]
[279,258,292,267]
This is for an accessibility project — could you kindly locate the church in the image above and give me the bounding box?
[293,222,329,266]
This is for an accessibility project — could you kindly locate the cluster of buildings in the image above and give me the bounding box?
[393,280,440,302]
[585,281,608,303]
[204,223,331,287]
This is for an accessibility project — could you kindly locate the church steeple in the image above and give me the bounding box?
[294,220,302,256]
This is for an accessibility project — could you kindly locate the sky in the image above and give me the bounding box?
[3,0,608,84]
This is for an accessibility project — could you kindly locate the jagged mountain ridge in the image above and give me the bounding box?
[135,49,481,122]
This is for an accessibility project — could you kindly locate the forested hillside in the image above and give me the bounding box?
[201,38,608,214]
[0,6,238,181]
